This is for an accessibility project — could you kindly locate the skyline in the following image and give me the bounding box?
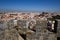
[0,0,60,12]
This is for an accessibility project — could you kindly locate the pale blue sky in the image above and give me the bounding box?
[0,0,60,12]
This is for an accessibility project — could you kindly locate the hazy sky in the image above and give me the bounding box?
[0,0,60,12]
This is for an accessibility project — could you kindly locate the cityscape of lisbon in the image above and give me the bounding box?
[0,10,60,40]
[0,0,60,40]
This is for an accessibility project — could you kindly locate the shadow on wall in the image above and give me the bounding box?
[57,37,60,40]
